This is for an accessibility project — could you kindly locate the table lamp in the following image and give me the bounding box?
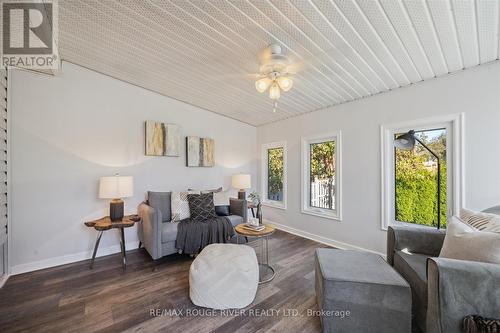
[99,175,134,221]
[232,174,251,200]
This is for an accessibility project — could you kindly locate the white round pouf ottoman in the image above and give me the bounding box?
[189,244,259,309]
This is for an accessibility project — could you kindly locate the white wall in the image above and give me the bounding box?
[10,62,257,273]
[258,61,500,255]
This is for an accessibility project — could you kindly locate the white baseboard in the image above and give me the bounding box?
[10,240,140,275]
[266,219,385,257]
[0,274,9,288]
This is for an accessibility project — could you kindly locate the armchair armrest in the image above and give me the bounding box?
[387,225,446,265]
[138,202,162,260]
[427,258,500,333]
[229,198,247,223]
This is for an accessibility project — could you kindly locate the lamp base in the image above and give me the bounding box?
[110,199,124,222]
[238,190,246,200]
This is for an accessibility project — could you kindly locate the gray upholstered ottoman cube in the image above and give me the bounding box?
[315,249,411,333]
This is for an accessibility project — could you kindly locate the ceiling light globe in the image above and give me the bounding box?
[269,82,281,100]
[255,77,272,93]
[277,76,293,92]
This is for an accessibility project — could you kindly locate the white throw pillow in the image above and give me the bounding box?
[459,208,500,233]
[213,190,231,207]
[439,216,500,264]
[171,191,199,221]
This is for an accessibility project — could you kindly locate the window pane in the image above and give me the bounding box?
[267,147,284,201]
[309,140,335,210]
[395,128,447,228]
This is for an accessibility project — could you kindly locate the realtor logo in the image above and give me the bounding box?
[1,0,59,69]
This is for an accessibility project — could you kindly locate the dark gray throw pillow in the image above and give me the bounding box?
[215,205,230,216]
[187,193,217,222]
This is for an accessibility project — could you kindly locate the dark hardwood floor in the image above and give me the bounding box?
[0,230,327,333]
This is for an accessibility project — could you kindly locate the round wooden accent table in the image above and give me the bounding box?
[234,224,276,284]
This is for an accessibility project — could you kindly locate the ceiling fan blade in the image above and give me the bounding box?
[285,61,306,74]
[206,73,262,80]
[246,73,262,79]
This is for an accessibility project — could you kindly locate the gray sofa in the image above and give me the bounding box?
[387,225,500,333]
[138,191,247,260]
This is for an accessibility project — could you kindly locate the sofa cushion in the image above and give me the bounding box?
[483,205,500,215]
[226,215,243,227]
[439,216,500,264]
[187,193,217,222]
[215,205,230,216]
[148,191,171,222]
[161,221,179,243]
[459,208,500,233]
[188,187,222,194]
[171,191,199,221]
[213,190,231,216]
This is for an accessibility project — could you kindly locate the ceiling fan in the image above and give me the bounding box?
[253,44,297,112]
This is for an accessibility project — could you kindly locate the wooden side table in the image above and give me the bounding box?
[84,215,140,269]
[235,224,276,284]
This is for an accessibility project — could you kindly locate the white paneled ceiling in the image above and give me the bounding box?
[58,0,500,126]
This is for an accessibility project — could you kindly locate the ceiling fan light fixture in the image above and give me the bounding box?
[255,77,272,93]
[277,76,293,92]
[269,82,280,100]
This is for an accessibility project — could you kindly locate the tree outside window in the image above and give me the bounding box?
[267,147,284,202]
[309,141,335,210]
[395,128,447,228]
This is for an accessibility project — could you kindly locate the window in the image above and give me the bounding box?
[394,128,447,228]
[261,142,287,209]
[301,132,342,220]
[381,114,464,230]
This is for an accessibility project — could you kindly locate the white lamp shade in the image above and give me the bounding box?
[255,77,272,93]
[277,76,293,92]
[269,82,281,100]
[232,174,251,189]
[99,176,134,199]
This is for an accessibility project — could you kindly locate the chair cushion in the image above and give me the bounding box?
[148,191,171,222]
[161,221,179,243]
[394,251,428,299]
[226,215,243,227]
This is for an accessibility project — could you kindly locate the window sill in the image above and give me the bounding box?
[262,201,287,210]
[389,221,443,230]
[301,208,341,221]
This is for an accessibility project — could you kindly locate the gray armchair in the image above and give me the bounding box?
[138,193,247,260]
[388,225,500,333]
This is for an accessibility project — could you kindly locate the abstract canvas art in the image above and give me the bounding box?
[145,121,180,156]
[186,136,215,167]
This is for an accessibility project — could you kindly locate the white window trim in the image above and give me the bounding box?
[301,131,342,221]
[380,113,465,230]
[261,141,287,210]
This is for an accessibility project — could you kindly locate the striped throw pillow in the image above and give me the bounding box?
[459,208,500,233]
